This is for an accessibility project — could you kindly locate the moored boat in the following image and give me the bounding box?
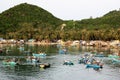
[2,60,17,66]
[33,53,46,58]
[108,54,119,59]
[86,64,101,69]
[39,63,51,68]
[95,54,106,57]
[112,58,120,64]
[63,60,74,65]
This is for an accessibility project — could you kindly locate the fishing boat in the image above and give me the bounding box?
[108,54,119,59]
[2,60,17,66]
[86,64,103,70]
[63,60,74,65]
[17,62,50,69]
[39,63,51,68]
[95,54,106,57]
[32,53,46,58]
[112,58,120,64]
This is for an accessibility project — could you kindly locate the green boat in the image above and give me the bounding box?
[108,55,119,59]
[2,61,16,66]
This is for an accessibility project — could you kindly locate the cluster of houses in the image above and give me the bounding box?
[0,38,120,48]
[57,40,120,48]
[57,40,120,56]
[0,38,52,45]
[0,38,24,44]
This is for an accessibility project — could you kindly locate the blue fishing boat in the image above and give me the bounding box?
[86,64,101,70]
[33,53,46,58]
[95,54,105,57]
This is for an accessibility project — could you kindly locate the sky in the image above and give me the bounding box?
[0,0,120,20]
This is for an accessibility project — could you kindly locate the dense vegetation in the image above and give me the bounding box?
[0,3,120,41]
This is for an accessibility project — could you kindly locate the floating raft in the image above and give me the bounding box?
[0,56,26,60]
[19,62,42,66]
[95,54,106,57]
[18,62,51,68]
[0,56,55,60]
[33,53,46,58]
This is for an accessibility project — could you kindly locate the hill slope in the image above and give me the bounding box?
[74,10,120,30]
[0,3,63,33]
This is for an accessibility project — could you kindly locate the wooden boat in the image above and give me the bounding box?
[17,62,50,69]
[39,63,51,68]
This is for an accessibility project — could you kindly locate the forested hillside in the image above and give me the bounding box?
[0,3,120,41]
[0,3,63,40]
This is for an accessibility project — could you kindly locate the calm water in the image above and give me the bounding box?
[0,44,120,80]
